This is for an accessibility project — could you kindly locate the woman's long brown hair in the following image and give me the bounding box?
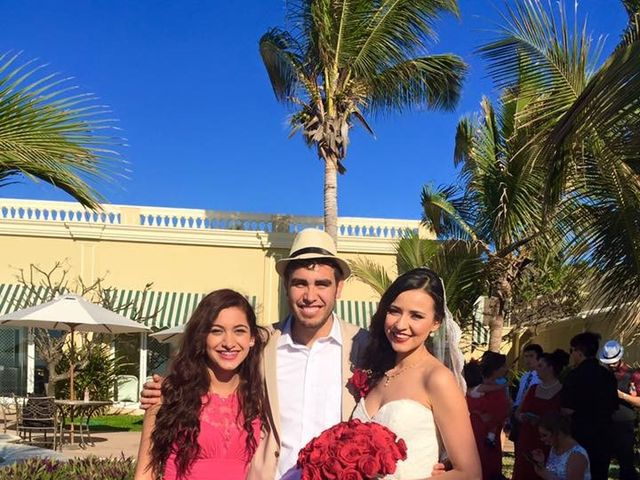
[149,289,269,479]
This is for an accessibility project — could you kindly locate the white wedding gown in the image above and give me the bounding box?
[352,398,439,479]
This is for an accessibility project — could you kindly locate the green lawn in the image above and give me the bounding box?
[71,414,144,432]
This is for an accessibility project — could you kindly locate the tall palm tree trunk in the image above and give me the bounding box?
[324,155,339,242]
[487,304,505,352]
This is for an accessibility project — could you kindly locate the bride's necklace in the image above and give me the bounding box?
[383,359,426,387]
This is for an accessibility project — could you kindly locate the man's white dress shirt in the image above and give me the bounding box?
[276,314,343,480]
[514,370,540,407]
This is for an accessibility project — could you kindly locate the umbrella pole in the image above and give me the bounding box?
[70,326,76,401]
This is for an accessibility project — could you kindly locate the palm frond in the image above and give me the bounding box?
[396,233,441,273]
[420,183,480,243]
[0,52,123,208]
[259,28,305,103]
[478,0,598,132]
[348,257,392,296]
[351,0,459,76]
[541,39,640,204]
[367,54,466,113]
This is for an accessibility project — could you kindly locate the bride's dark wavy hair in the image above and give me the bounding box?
[363,268,445,385]
[149,289,269,479]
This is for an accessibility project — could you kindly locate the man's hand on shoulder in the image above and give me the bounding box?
[140,374,164,410]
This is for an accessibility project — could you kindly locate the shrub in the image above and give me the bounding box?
[56,337,129,402]
[0,456,135,480]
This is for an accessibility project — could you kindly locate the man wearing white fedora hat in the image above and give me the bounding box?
[246,228,368,479]
[599,340,640,480]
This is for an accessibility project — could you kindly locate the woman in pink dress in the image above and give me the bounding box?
[134,289,269,480]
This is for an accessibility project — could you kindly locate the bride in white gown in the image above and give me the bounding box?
[351,268,481,480]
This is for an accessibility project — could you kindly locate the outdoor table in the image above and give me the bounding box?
[55,399,112,448]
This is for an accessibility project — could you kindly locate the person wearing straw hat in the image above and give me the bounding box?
[246,228,369,480]
[598,340,640,480]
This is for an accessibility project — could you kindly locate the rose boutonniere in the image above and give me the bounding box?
[348,368,372,401]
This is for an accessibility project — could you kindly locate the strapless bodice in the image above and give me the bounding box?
[352,398,439,479]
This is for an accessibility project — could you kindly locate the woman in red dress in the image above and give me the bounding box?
[511,349,569,480]
[467,352,512,480]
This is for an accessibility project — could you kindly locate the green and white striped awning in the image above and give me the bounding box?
[97,289,258,330]
[335,300,377,329]
[0,284,256,331]
[0,284,55,315]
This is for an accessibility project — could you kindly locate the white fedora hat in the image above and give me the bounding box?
[275,228,351,279]
[598,340,624,364]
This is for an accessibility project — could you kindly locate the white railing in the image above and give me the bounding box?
[0,199,123,225]
[0,198,420,238]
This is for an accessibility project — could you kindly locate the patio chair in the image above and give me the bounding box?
[14,395,60,450]
[116,375,139,403]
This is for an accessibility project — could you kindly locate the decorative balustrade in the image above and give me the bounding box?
[0,199,122,224]
[0,198,420,239]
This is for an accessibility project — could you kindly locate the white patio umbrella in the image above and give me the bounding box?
[0,293,150,399]
[150,323,185,343]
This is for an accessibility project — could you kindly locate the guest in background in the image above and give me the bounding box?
[512,349,569,480]
[531,412,591,480]
[467,351,511,480]
[598,340,639,480]
[562,332,618,480]
[509,343,543,443]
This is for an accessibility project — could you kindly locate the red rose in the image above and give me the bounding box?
[301,464,322,480]
[341,468,364,480]
[307,445,324,465]
[357,455,382,478]
[337,442,362,466]
[321,457,344,479]
[380,451,400,474]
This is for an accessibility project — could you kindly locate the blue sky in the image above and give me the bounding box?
[0,0,628,220]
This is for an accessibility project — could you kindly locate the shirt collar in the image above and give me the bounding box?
[277,313,343,349]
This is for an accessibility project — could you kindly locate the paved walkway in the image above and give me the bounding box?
[0,430,140,466]
[62,431,140,459]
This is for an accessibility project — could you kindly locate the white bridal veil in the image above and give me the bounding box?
[431,278,467,394]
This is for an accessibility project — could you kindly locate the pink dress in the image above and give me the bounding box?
[163,392,261,480]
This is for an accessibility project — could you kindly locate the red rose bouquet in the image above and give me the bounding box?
[297,418,408,480]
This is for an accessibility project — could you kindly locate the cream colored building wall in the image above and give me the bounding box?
[526,314,640,365]
[0,199,425,324]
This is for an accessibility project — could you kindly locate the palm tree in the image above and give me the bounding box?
[421,91,545,351]
[0,52,123,208]
[259,0,466,241]
[479,0,640,336]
